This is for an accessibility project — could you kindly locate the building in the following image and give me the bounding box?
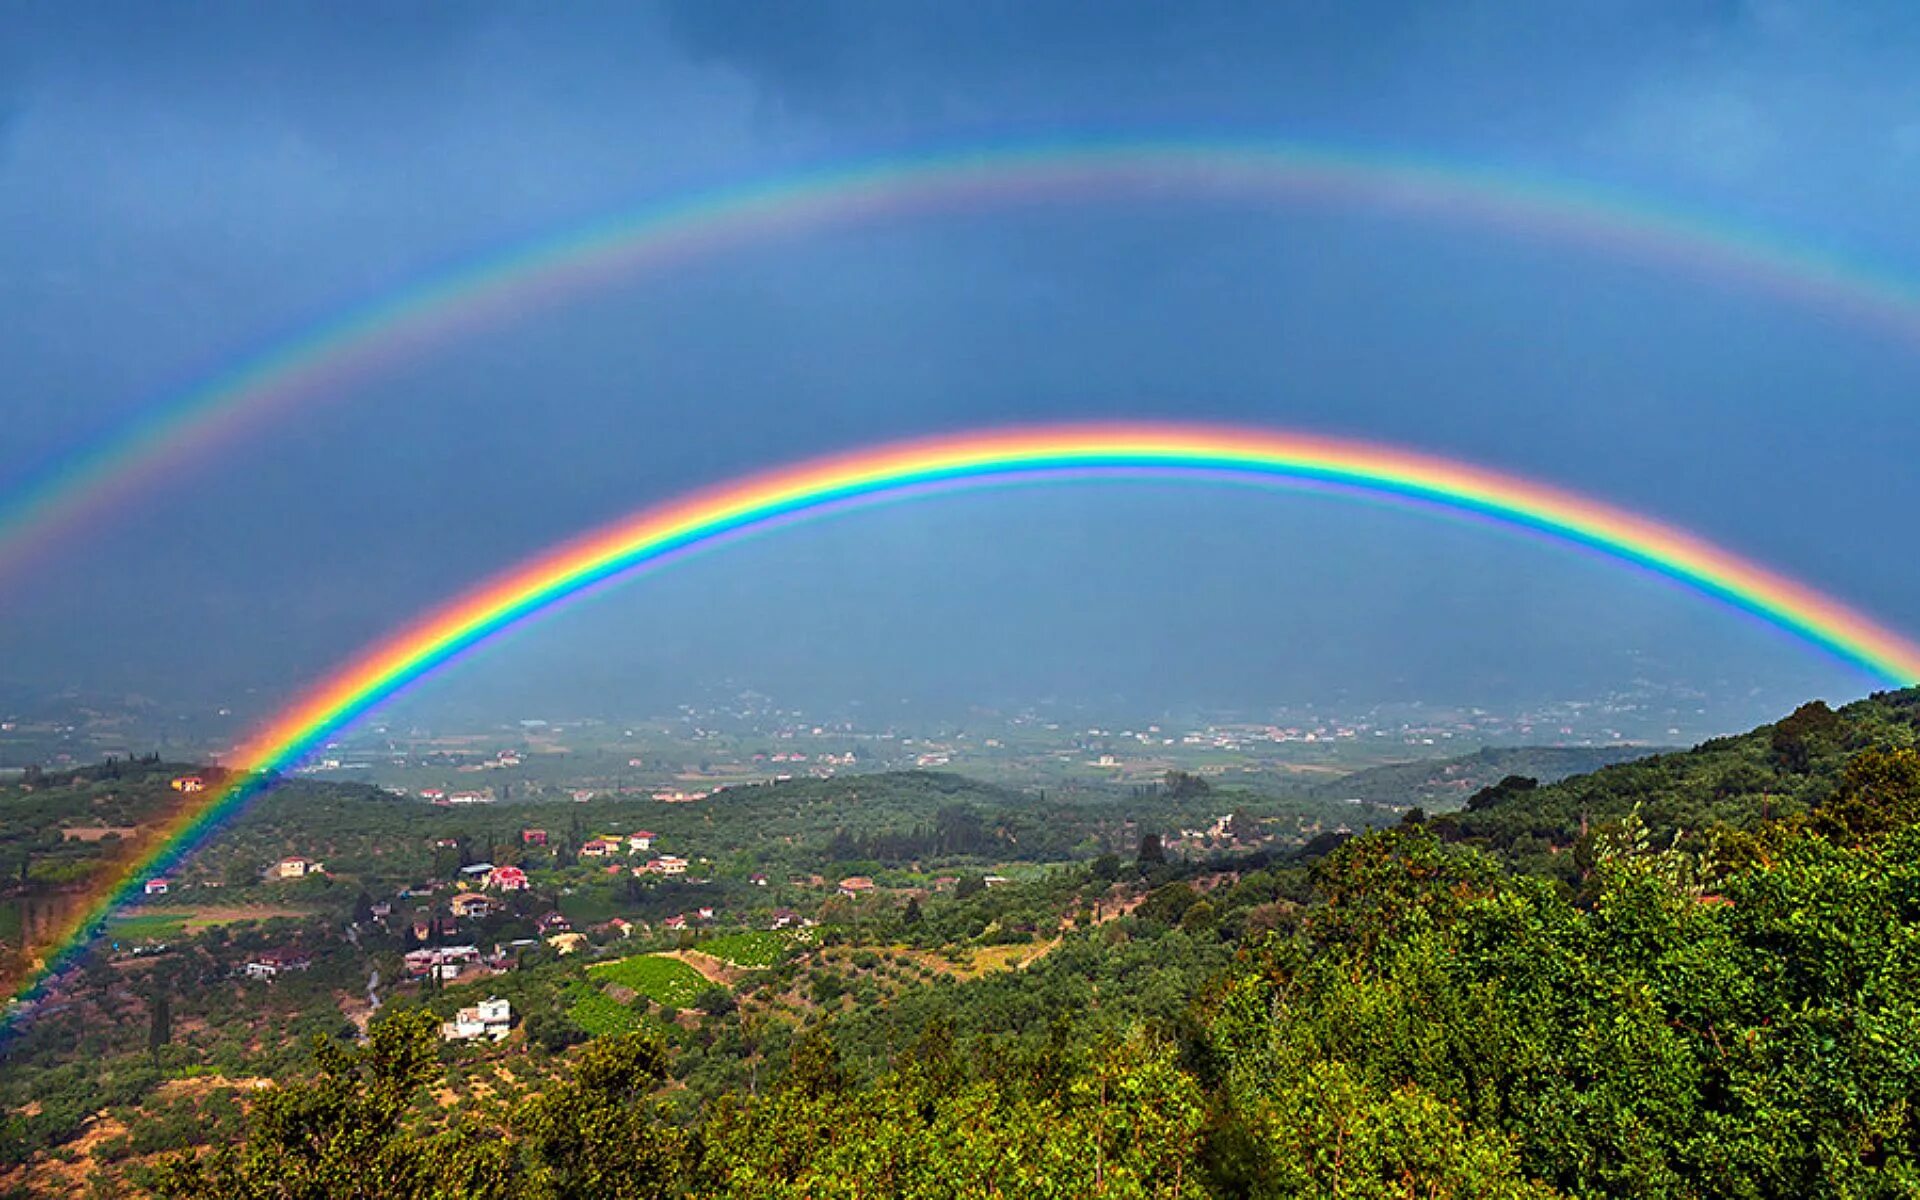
[838,876,876,897]
[535,911,572,936]
[628,831,656,853]
[143,877,170,896]
[243,949,312,979]
[768,908,802,930]
[443,997,513,1042]
[403,945,480,979]
[169,775,205,793]
[487,865,529,891]
[749,873,769,887]
[602,917,636,938]
[450,892,493,919]
[460,862,494,879]
[662,914,688,931]
[521,828,548,846]
[695,905,715,921]
[579,837,621,859]
[645,854,688,876]
[270,856,324,880]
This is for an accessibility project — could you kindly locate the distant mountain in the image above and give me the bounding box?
[1306,744,1663,811]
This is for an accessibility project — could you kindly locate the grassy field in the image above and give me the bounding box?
[589,953,711,1006]
[693,931,795,969]
[104,913,187,942]
[564,982,646,1036]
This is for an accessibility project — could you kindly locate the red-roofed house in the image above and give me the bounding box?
[144,877,170,896]
[628,831,656,853]
[521,828,548,847]
[487,865,529,891]
[838,876,876,897]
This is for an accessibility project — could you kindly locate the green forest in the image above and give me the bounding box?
[7,691,1920,1196]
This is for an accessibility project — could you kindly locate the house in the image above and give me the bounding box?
[447,791,493,806]
[403,945,480,979]
[749,873,769,887]
[579,837,621,859]
[628,831,656,853]
[143,877,171,896]
[450,892,494,919]
[243,949,313,980]
[546,932,587,955]
[521,828,548,846]
[662,914,688,931]
[650,854,688,876]
[270,856,324,880]
[443,997,513,1042]
[838,876,876,897]
[370,901,393,920]
[768,908,803,930]
[695,906,715,921]
[487,865,529,891]
[982,875,1009,889]
[602,917,636,938]
[535,911,572,936]
[169,775,205,793]
[431,838,460,850]
[420,789,446,802]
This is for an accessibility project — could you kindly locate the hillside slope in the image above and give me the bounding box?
[1438,688,1920,850]
[1307,744,1661,810]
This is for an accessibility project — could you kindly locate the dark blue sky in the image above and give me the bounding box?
[2,1,1918,730]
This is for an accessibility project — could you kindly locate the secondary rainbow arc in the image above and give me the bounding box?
[7,421,1918,1028]
[6,138,1920,586]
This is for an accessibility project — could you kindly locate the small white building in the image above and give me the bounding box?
[271,856,324,880]
[443,996,512,1042]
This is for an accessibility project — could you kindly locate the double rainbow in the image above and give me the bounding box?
[6,138,1920,586]
[8,422,1918,1024]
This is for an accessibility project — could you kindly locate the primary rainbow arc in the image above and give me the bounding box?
[8,421,1919,1025]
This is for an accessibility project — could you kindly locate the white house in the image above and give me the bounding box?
[271,856,324,880]
[443,997,513,1042]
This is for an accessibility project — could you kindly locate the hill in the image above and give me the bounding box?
[1438,688,1920,852]
[1305,744,1661,810]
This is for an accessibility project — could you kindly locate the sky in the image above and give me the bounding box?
[2,1,1919,735]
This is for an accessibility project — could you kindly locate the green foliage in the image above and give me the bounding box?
[564,983,648,1037]
[590,954,710,1007]
[694,931,791,969]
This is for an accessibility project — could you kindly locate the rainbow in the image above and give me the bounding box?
[6,138,1920,586]
[7,421,1919,1024]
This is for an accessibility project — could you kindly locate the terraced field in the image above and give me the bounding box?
[693,931,794,969]
[589,953,710,1006]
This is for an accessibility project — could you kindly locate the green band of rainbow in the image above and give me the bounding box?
[5,138,1920,585]
[8,421,1917,1025]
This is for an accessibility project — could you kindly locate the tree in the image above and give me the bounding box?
[147,988,171,1064]
[1137,832,1166,866]
[1809,746,1920,846]
[1464,774,1537,812]
[516,1031,686,1200]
